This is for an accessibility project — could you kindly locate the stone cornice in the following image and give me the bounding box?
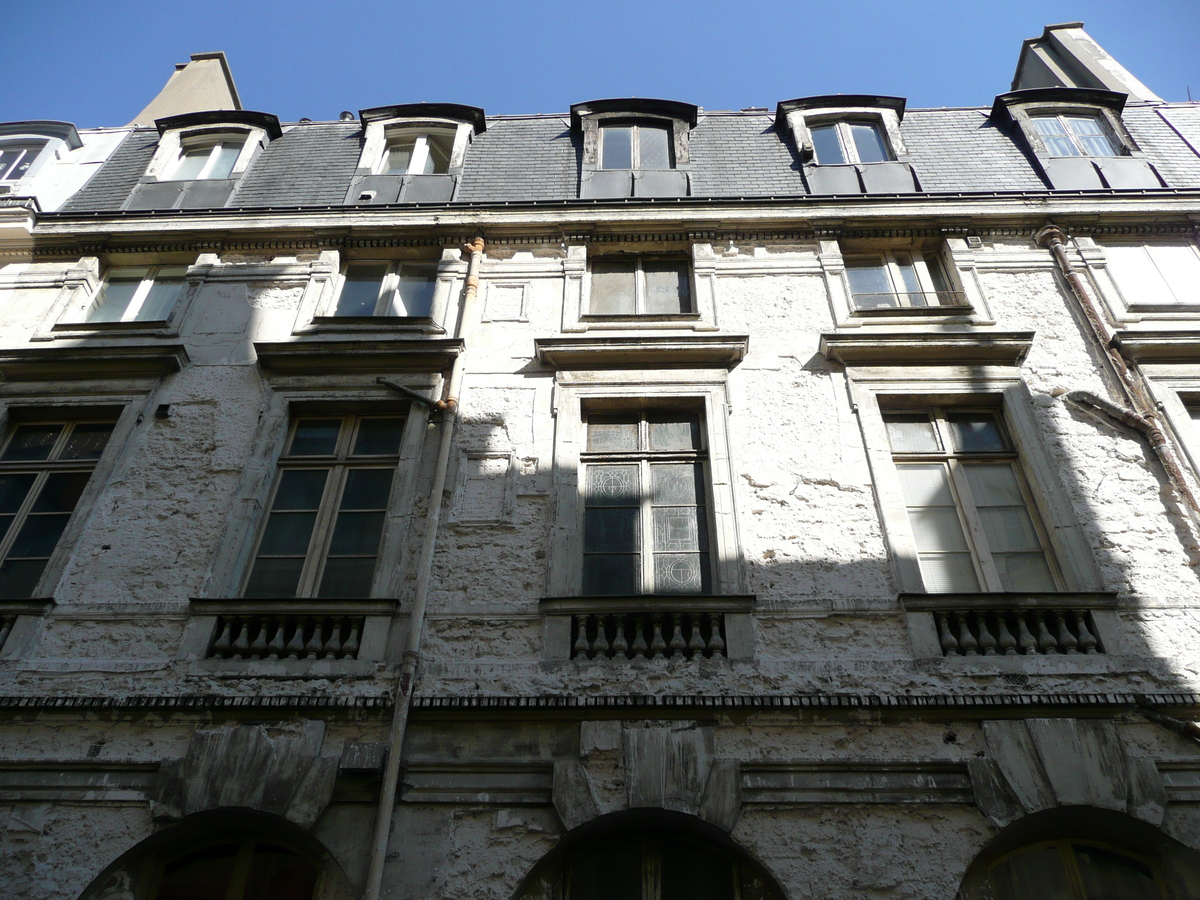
[0,343,189,381]
[1112,330,1200,362]
[819,331,1035,367]
[254,337,463,375]
[535,335,748,369]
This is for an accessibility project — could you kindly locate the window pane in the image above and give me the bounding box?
[655,552,707,593]
[993,552,1055,592]
[271,469,329,509]
[918,553,980,592]
[153,844,241,900]
[583,554,639,595]
[963,463,1024,507]
[1150,244,1200,304]
[244,557,305,597]
[908,508,971,552]
[884,414,940,452]
[2,425,62,462]
[88,274,143,323]
[1105,244,1168,304]
[601,126,633,169]
[353,418,405,456]
[1074,845,1160,900]
[386,137,416,174]
[850,122,889,163]
[897,463,955,506]
[893,253,923,302]
[243,844,319,900]
[660,840,735,900]
[393,266,437,316]
[0,559,48,599]
[9,512,72,557]
[1032,116,1082,157]
[643,261,690,314]
[334,264,388,316]
[340,468,394,508]
[947,413,1007,452]
[424,133,453,174]
[653,507,703,552]
[257,511,319,555]
[589,260,636,315]
[206,141,243,179]
[0,143,43,181]
[566,839,641,900]
[922,251,952,297]
[845,259,896,308]
[328,511,386,554]
[288,421,341,457]
[649,412,701,451]
[988,846,1074,900]
[585,507,639,553]
[811,124,845,165]
[30,472,90,513]
[137,271,186,321]
[638,125,671,169]
[651,463,701,505]
[0,474,35,513]
[585,465,640,505]
[172,147,210,180]
[317,557,376,598]
[1064,116,1118,156]
[587,416,639,452]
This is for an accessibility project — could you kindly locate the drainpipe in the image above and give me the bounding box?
[363,236,485,900]
[1035,224,1200,524]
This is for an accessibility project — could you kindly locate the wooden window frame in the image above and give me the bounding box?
[585,255,694,318]
[329,260,440,318]
[599,122,675,170]
[809,118,893,165]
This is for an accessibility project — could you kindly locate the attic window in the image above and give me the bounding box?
[0,141,47,181]
[810,120,891,165]
[1030,114,1119,157]
[600,123,673,170]
[382,131,454,175]
[168,135,246,180]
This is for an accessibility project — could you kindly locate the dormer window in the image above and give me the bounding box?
[0,141,46,181]
[168,135,246,181]
[810,121,891,165]
[1029,113,1119,157]
[382,131,454,175]
[600,123,673,170]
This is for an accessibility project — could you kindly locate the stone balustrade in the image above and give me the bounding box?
[207,614,365,660]
[571,611,726,660]
[934,608,1101,656]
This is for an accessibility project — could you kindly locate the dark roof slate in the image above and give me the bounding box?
[59,129,155,212]
[457,117,577,202]
[230,124,361,207]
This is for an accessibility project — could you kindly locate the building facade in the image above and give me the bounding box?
[2,22,1200,900]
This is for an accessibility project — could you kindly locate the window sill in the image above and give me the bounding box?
[46,320,176,340]
[304,316,445,335]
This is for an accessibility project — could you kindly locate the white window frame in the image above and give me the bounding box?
[585,254,694,317]
[547,373,744,597]
[167,135,247,181]
[847,371,1103,595]
[599,122,675,170]
[842,249,957,310]
[808,119,893,165]
[353,118,474,177]
[325,259,442,318]
[376,129,456,176]
[142,125,265,184]
[85,265,189,323]
[1074,235,1200,322]
[0,140,48,181]
[1028,112,1121,157]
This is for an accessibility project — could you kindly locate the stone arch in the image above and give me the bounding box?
[513,809,786,900]
[957,807,1200,900]
[77,808,353,900]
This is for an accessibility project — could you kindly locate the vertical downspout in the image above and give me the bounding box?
[363,236,486,900]
[1035,223,1200,527]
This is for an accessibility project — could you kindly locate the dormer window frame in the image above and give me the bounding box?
[996,94,1137,160]
[0,121,83,192]
[598,119,677,171]
[144,123,266,184]
[165,132,249,181]
[369,121,469,177]
[776,97,909,167]
[571,99,698,200]
[806,117,896,166]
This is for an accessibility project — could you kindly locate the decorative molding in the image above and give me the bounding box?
[0,343,189,380]
[535,335,748,369]
[190,598,400,617]
[741,760,972,804]
[900,591,1119,611]
[819,330,1034,366]
[400,761,553,804]
[0,761,159,802]
[254,338,462,374]
[1113,330,1200,362]
[541,594,755,615]
[0,695,392,710]
[0,599,55,616]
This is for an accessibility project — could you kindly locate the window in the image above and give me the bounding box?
[331,261,438,317]
[582,409,710,595]
[601,123,673,170]
[884,408,1058,592]
[1103,242,1200,305]
[0,141,46,181]
[844,250,959,309]
[810,120,891,164]
[244,415,405,598]
[1030,113,1120,157]
[983,841,1163,900]
[588,256,691,316]
[382,131,454,175]
[168,136,246,180]
[0,419,114,599]
[150,839,317,900]
[86,266,187,323]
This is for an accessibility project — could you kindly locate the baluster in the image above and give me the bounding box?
[936,612,958,656]
[955,612,978,656]
[1016,612,1039,655]
[304,618,325,659]
[1054,610,1078,654]
[976,612,998,656]
[266,619,286,659]
[211,619,234,658]
[573,616,591,658]
[341,619,361,659]
[706,614,726,659]
[592,615,611,659]
[231,618,251,658]
[248,619,269,659]
[650,615,667,659]
[1074,611,1099,654]
[669,614,686,659]
[1033,611,1057,654]
[611,614,629,658]
[0,616,13,651]
[325,618,344,659]
[995,612,1018,655]
[687,614,706,658]
[631,616,649,658]
[285,619,306,659]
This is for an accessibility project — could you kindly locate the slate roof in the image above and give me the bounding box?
[57,102,1200,213]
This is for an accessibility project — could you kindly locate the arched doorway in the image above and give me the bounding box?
[514,810,785,900]
[78,809,352,900]
[957,808,1200,900]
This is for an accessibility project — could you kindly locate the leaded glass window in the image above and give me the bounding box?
[244,415,406,598]
[0,419,115,599]
[884,408,1058,593]
[582,409,710,595]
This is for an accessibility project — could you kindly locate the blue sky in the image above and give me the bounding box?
[3,1,1197,127]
